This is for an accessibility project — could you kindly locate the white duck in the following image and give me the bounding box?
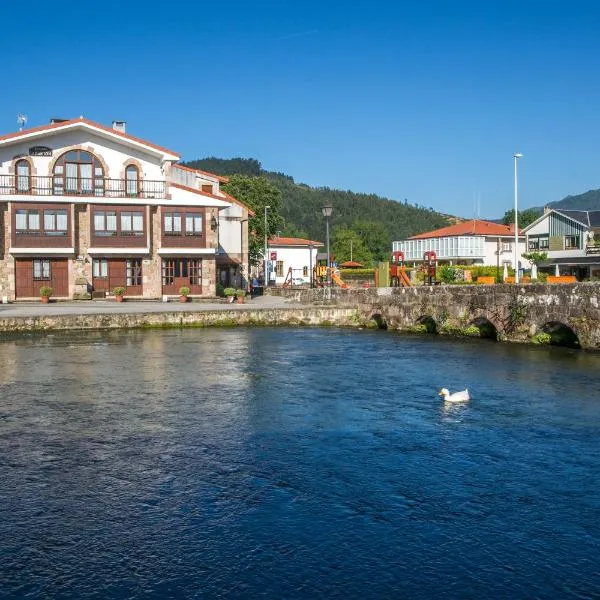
[438,388,470,402]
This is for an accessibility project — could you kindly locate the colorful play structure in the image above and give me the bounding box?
[314,254,349,288]
[389,251,413,287]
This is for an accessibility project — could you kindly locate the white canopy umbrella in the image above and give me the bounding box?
[531,262,538,280]
[503,263,509,281]
[555,263,560,276]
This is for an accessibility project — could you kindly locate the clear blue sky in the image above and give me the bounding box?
[3,0,600,218]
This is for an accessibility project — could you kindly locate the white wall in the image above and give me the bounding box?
[267,245,319,284]
[0,130,165,181]
[483,236,529,268]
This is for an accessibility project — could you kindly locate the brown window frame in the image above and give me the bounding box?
[93,210,118,236]
[15,209,40,234]
[120,211,145,237]
[92,258,108,278]
[53,150,105,196]
[185,213,203,236]
[164,212,182,235]
[276,260,284,277]
[126,258,143,286]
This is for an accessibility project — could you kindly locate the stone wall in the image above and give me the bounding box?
[0,202,15,301]
[269,283,600,350]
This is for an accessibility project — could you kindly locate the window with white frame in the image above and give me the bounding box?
[185,213,203,236]
[92,258,108,278]
[15,209,40,233]
[120,211,144,236]
[164,212,182,235]
[94,211,117,236]
[44,209,68,235]
[564,235,579,249]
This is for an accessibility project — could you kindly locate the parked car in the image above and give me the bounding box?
[292,277,308,286]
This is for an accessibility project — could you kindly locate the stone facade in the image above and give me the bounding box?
[0,202,15,301]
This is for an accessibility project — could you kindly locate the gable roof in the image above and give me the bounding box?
[523,208,600,233]
[0,117,180,160]
[269,236,323,247]
[172,163,229,183]
[553,209,590,227]
[409,219,521,239]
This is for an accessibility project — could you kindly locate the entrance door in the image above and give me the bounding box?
[162,258,202,295]
[92,258,143,295]
[15,258,68,299]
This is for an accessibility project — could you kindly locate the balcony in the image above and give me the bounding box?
[0,174,166,199]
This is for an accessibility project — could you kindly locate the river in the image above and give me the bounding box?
[1,328,599,599]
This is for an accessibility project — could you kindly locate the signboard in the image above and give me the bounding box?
[270,252,277,260]
[29,146,53,156]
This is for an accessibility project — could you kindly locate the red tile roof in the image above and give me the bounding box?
[269,236,323,247]
[0,117,180,158]
[409,219,522,239]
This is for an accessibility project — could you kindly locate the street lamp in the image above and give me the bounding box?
[322,204,333,298]
[264,205,270,286]
[309,243,314,289]
[513,153,523,284]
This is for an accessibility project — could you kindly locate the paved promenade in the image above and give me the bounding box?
[0,295,294,318]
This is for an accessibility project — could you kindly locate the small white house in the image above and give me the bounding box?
[266,236,322,285]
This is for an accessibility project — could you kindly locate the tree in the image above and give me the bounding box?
[502,208,541,229]
[352,220,391,262]
[522,251,548,265]
[223,175,283,265]
[331,228,373,266]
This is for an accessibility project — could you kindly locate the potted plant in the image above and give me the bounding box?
[39,286,53,304]
[236,289,246,304]
[224,287,236,303]
[179,286,190,303]
[112,286,126,302]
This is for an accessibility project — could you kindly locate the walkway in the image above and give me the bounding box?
[0,294,294,318]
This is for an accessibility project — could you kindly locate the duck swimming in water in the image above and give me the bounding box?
[438,388,470,402]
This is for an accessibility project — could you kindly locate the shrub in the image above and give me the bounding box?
[216,282,225,297]
[463,325,481,337]
[39,286,53,297]
[112,286,125,296]
[224,287,236,297]
[409,323,428,334]
[235,289,246,297]
[533,332,552,345]
[179,286,190,297]
[438,265,458,283]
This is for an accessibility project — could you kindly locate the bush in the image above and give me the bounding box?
[179,286,190,297]
[224,288,236,297]
[339,268,376,278]
[216,282,225,297]
[463,325,481,337]
[438,265,459,283]
[112,286,125,296]
[533,332,552,345]
[235,289,246,297]
[39,286,53,297]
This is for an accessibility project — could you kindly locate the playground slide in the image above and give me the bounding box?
[331,272,349,289]
[400,270,412,287]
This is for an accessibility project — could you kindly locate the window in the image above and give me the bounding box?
[303,266,309,277]
[33,259,51,280]
[201,184,213,194]
[121,212,144,236]
[53,150,104,196]
[94,211,117,236]
[276,260,284,277]
[15,209,40,233]
[185,213,203,236]
[528,239,539,250]
[162,258,201,285]
[539,238,549,249]
[164,212,182,235]
[125,165,140,197]
[92,259,108,278]
[126,259,142,286]
[189,259,202,285]
[44,210,68,235]
[502,242,511,252]
[15,160,31,192]
[564,235,579,249]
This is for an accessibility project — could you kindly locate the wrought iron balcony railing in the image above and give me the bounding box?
[0,174,166,199]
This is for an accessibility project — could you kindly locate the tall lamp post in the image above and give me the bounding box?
[322,204,333,298]
[513,153,523,284]
[263,205,270,286]
[309,243,314,288]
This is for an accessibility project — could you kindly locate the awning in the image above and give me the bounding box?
[540,256,600,266]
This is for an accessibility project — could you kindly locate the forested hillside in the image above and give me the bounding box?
[184,157,455,261]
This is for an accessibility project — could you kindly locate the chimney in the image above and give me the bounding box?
[112,120,126,133]
[543,205,551,215]
[49,117,68,124]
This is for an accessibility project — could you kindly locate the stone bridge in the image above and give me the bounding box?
[272,283,600,350]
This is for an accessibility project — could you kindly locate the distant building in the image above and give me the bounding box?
[523,208,600,280]
[393,219,528,270]
[266,237,322,285]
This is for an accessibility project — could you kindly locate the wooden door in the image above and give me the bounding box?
[162,258,202,295]
[15,258,68,299]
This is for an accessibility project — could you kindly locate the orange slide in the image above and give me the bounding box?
[331,272,349,289]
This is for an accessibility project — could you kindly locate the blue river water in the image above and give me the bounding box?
[1,328,600,599]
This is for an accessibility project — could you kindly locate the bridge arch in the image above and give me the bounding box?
[370,313,388,330]
[469,316,498,340]
[416,315,437,334]
[538,321,580,348]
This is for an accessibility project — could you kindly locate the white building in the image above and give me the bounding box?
[266,236,322,285]
[0,116,251,300]
[393,219,529,270]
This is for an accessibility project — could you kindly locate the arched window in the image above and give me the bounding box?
[53,150,104,196]
[15,159,31,193]
[125,165,140,197]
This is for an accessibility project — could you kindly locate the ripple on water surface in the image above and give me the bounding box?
[1,328,600,599]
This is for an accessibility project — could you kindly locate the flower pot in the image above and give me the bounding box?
[180,295,188,303]
[236,296,245,304]
[40,296,50,304]
[115,295,124,302]
[227,296,235,303]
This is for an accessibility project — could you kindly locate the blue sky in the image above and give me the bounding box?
[3,0,600,218]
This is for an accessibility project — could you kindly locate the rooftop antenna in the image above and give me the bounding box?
[17,113,27,131]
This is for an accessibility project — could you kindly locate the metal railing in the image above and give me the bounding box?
[0,174,166,199]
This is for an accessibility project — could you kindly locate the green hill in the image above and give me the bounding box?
[183,157,455,257]
[546,188,600,211]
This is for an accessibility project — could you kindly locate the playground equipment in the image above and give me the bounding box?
[314,254,349,288]
[390,251,412,287]
[282,267,307,288]
[423,250,437,285]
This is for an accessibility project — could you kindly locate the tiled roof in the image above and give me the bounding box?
[409,219,522,239]
[0,117,180,158]
[269,236,323,247]
[553,209,590,227]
